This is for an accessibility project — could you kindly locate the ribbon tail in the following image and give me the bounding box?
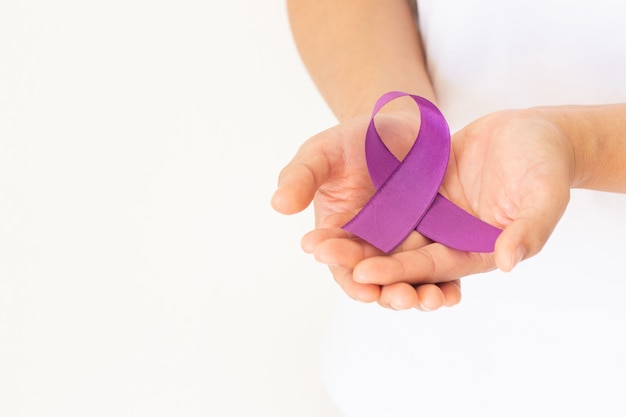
[417,195,502,253]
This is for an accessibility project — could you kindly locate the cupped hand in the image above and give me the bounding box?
[272,109,462,310]
[272,106,576,311]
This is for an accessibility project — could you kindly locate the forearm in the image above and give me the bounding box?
[287,0,434,121]
[543,104,626,193]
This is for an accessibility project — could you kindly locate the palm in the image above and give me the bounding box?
[443,111,571,233]
[310,112,421,229]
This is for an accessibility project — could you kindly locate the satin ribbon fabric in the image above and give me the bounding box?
[342,91,502,253]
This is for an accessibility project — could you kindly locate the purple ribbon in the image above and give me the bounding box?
[342,91,502,253]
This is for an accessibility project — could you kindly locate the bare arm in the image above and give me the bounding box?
[287,0,435,120]
[545,104,626,194]
[287,0,626,193]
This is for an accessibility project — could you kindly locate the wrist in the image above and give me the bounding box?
[533,105,596,189]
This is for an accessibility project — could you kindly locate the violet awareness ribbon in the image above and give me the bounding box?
[342,91,502,253]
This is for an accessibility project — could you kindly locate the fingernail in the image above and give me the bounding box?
[388,298,408,310]
[352,269,368,283]
[314,252,336,266]
[418,303,433,312]
[511,245,526,269]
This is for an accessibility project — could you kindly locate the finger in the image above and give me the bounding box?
[304,227,430,262]
[271,141,333,215]
[301,228,353,254]
[494,189,569,272]
[353,243,495,285]
[494,214,559,272]
[378,282,419,310]
[438,280,462,307]
[330,265,381,303]
[313,237,382,269]
[415,284,446,311]
[493,220,529,273]
[378,283,449,311]
[318,212,356,229]
[376,280,462,311]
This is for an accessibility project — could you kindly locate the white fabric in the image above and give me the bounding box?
[419,0,626,131]
[323,2,626,416]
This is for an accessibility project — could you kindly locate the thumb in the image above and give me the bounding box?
[271,163,318,215]
[271,141,333,215]
[494,191,569,272]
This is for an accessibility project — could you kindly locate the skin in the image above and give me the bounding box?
[273,0,626,311]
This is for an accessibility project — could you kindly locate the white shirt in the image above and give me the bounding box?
[418,0,626,130]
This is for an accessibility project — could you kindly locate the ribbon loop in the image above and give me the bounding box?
[342,92,501,253]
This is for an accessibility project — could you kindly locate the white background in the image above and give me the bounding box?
[0,1,345,416]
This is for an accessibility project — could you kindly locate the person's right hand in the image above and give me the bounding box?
[271,109,464,311]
